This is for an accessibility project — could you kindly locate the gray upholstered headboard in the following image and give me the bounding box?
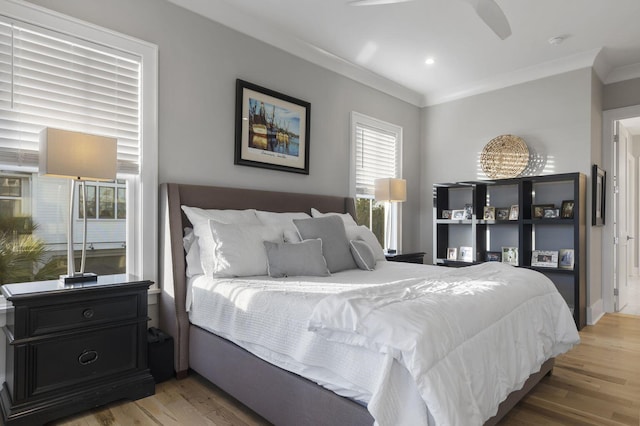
[158,182,356,375]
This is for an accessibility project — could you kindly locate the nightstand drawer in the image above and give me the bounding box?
[30,295,139,336]
[32,324,138,397]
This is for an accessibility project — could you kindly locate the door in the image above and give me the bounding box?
[615,121,630,311]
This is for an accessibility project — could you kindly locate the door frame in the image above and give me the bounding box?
[603,104,640,312]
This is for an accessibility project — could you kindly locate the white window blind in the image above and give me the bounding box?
[0,18,141,174]
[353,115,401,198]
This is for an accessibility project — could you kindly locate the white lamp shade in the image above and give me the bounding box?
[39,128,117,181]
[374,178,407,202]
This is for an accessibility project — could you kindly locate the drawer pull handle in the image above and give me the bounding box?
[82,309,94,319]
[78,350,99,366]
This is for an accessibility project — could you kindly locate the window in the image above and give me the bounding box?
[0,1,157,284]
[350,112,403,251]
[79,181,126,220]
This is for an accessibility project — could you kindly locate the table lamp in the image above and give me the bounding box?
[374,177,406,254]
[39,128,117,283]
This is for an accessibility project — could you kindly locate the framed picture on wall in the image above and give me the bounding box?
[235,79,311,174]
[592,164,606,226]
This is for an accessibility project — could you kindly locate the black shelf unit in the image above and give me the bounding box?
[433,173,586,329]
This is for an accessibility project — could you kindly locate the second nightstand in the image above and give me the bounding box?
[385,252,425,264]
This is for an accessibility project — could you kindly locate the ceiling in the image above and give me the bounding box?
[167,0,640,108]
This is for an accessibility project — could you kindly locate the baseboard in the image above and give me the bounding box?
[587,299,605,325]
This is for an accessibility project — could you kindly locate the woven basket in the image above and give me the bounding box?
[480,135,529,179]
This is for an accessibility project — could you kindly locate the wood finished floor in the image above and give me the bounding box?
[53,313,640,426]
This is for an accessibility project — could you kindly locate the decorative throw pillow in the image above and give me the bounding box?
[293,215,357,273]
[255,210,311,243]
[310,208,358,228]
[181,206,261,276]
[264,239,330,278]
[349,240,376,271]
[208,221,283,277]
[346,225,387,262]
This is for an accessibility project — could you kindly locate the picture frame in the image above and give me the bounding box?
[508,204,519,220]
[559,248,575,270]
[561,200,574,219]
[451,209,466,220]
[592,164,606,226]
[501,246,518,266]
[483,206,495,220]
[543,207,560,219]
[442,210,452,219]
[485,251,501,262]
[464,204,473,219]
[235,79,311,174]
[459,246,473,262]
[447,247,458,260]
[496,207,510,220]
[532,204,554,219]
[531,250,558,268]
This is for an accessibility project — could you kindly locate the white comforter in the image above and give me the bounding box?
[188,261,579,426]
[308,262,580,426]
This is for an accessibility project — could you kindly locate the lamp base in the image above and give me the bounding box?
[60,273,98,284]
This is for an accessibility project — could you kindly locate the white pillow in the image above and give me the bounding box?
[346,225,386,262]
[310,208,358,228]
[183,227,204,277]
[255,210,311,243]
[209,221,283,277]
[181,206,261,276]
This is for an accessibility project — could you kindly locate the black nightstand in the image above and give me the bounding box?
[385,252,425,264]
[0,275,155,425]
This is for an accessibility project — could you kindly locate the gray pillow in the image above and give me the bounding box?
[264,239,330,278]
[350,240,376,271]
[293,215,358,273]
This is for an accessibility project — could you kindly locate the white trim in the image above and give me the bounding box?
[587,298,605,325]
[1,0,159,284]
[602,104,640,313]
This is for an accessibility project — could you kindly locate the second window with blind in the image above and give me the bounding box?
[350,111,403,252]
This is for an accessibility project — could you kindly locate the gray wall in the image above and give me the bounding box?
[27,0,423,252]
[420,68,601,312]
[603,77,640,111]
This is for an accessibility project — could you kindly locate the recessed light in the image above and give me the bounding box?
[425,57,435,65]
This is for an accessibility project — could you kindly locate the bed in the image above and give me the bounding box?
[158,182,579,426]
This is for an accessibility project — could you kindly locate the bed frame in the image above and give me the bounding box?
[158,182,554,426]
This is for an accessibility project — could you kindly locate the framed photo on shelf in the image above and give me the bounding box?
[442,210,452,219]
[592,164,606,226]
[543,207,560,219]
[502,247,518,266]
[483,206,495,220]
[464,204,473,219]
[235,79,311,174]
[447,247,458,260]
[508,204,519,220]
[532,204,554,219]
[561,200,575,219]
[459,246,473,262]
[559,249,575,270]
[485,251,501,262]
[496,207,510,220]
[531,250,558,268]
[451,209,466,220]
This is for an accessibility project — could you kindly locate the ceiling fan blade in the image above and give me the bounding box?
[348,0,413,6]
[464,0,512,39]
